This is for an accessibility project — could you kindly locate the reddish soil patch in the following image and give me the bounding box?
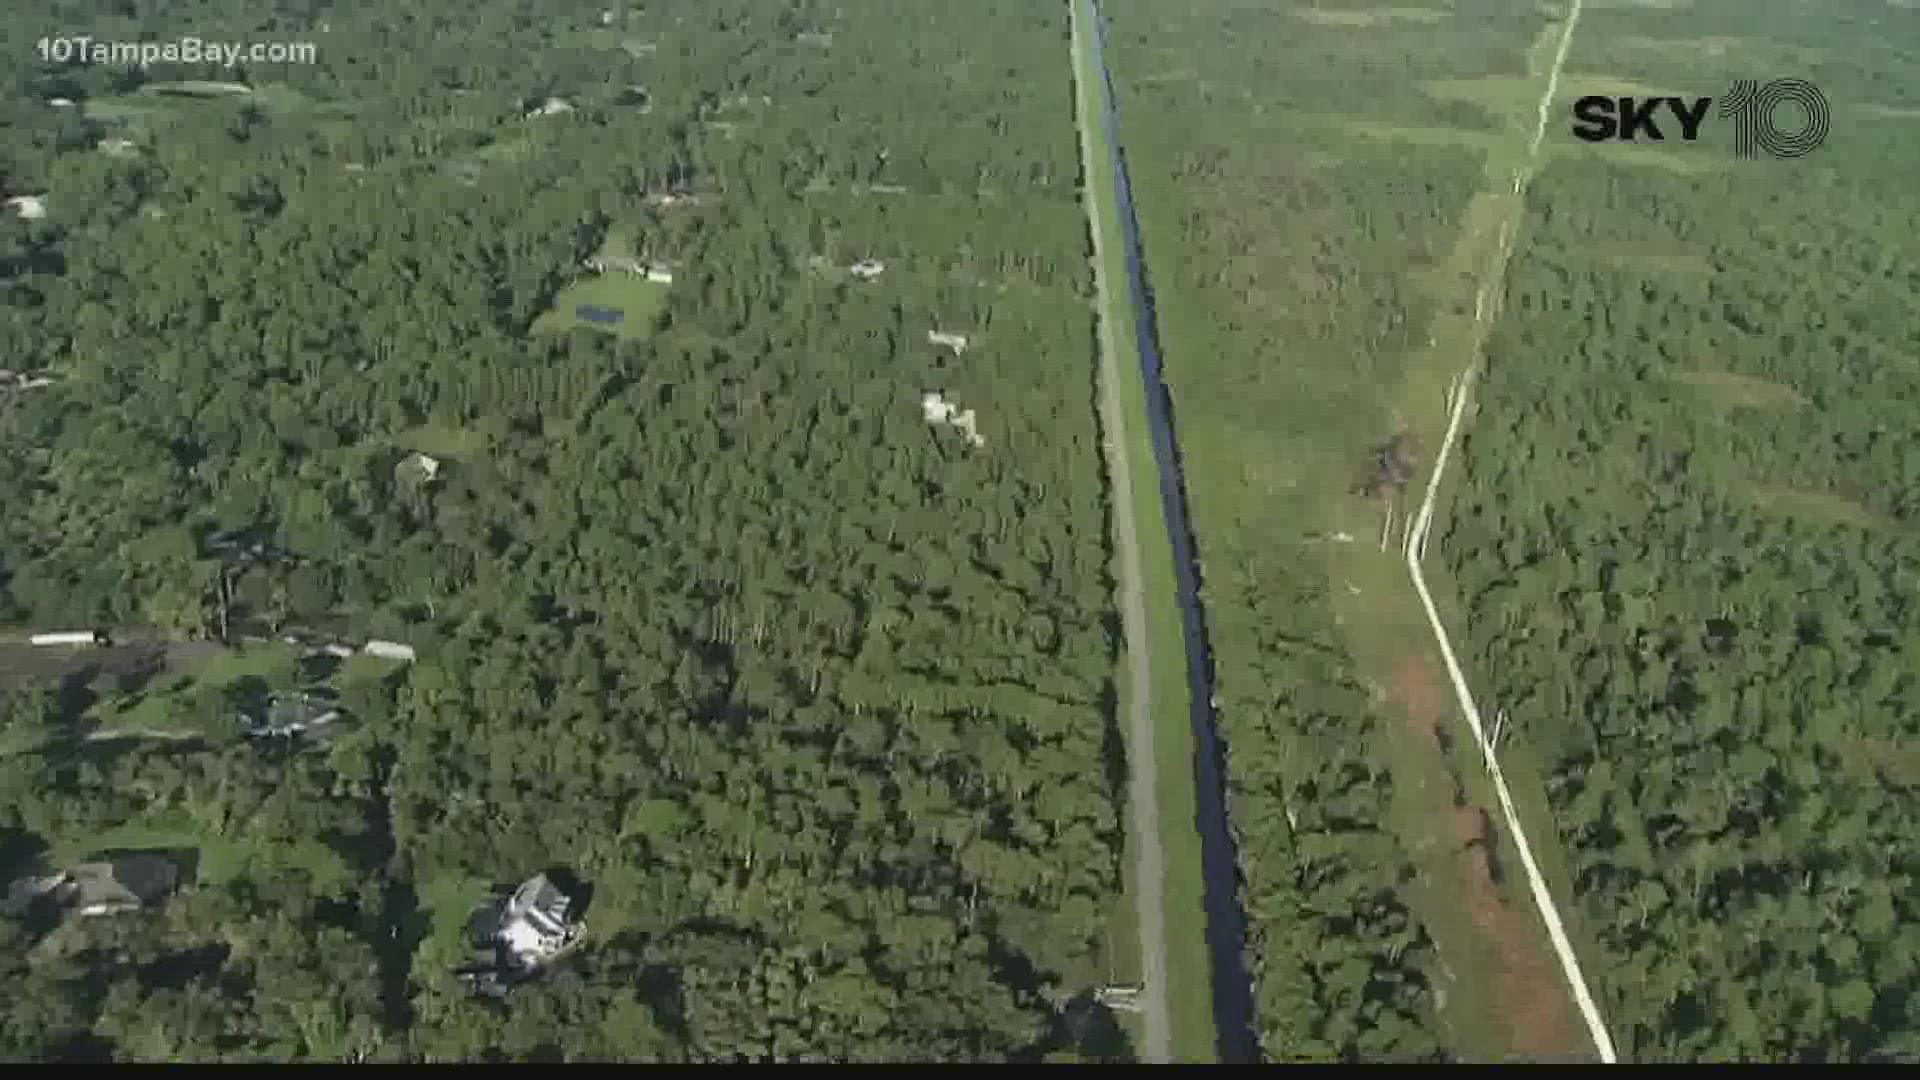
[1390,654,1590,1062]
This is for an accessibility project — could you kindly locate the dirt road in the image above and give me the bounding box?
[1402,0,1618,1062]
[1071,0,1173,1060]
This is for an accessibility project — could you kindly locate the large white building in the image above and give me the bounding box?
[496,875,576,967]
[461,873,580,997]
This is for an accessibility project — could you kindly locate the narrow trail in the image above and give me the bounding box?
[1071,0,1172,1060]
[1402,0,1621,1064]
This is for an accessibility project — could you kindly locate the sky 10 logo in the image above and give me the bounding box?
[1570,78,1830,158]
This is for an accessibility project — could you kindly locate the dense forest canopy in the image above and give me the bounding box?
[1444,0,1920,1060]
[2,0,1138,1062]
[7,0,1917,1063]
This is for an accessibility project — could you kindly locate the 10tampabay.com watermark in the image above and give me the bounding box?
[37,35,318,68]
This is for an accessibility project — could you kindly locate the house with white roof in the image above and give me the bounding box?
[4,195,46,220]
[459,874,581,998]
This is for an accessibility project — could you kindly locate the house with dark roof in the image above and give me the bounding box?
[237,690,346,740]
[5,852,185,918]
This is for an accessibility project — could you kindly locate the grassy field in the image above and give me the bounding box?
[1122,6,1607,1062]
[143,80,253,97]
[86,642,410,737]
[1072,8,1216,1062]
[27,639,401,930]
[414,872,493,975]
[1336,13,1610,1062]
[1667,369,1808,410]
[1290,6,1450,28]
[531,275,673,341]
[390,422,492,460]
[1747,486,1891,530]
[49,814,354,891]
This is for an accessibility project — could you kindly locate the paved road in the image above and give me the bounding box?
[1071,0,1173,1061]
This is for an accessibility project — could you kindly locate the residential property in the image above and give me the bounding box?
[205,526,283,562]
[4,195,46,220]
[67,856,180,916]
[398,452,442,484]
[922,390,956,425]
[6,853,183,918]
[97,137,138,156]
[0,368,56,392]
[459,874,582,998]
[29,630,105,647]
[237,690,345,739]
[920,391,986,448]
[48,97,74,108]
[928,330,970,354]
[584,253,645,275]
[644,265,674,284]
[362,640,417,662]
[526,96,575,118]
[849,258,886,280]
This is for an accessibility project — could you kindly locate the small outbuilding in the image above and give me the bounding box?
[398,452,443,485]
[526,97,575,118]
[30,630,105,647]
[928,330,970,354]
[363,640,417,662]
[4,195,47,220]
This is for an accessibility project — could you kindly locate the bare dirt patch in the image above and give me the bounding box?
[1389,653,1589,1061]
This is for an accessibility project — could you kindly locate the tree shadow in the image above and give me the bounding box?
[1041,991,1137,1063]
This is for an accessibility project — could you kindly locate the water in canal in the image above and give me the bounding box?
[1080,0,1259,1062]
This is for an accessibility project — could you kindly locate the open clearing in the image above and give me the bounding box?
[1422,73,1672,130]
[1747,486,1889,531]
[1318,7,1608,1062]
[531,276,672,341]
[1585,240,1715,276]
[1666,369,1807,410]
[416,873,493,975]
[1289,6,1449,27]
[48,814,355,893]
[1388,655,1591,1060]
[391,422,492,459]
